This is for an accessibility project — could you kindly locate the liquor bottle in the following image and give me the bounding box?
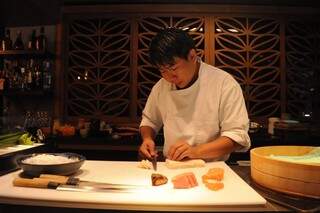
[13,31,24,50]
[26,60,33,90]
[43,60,52,90]
[4,63,12,90]
[0,68,4,91]
[1,29,13,51]
[20,67,26,91]
[27,29,37,50]
[34,64,42,89]
[36,27,47,51]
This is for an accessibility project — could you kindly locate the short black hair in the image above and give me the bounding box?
[149,28,195,67]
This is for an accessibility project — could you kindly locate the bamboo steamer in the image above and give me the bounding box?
[250,146,320,199]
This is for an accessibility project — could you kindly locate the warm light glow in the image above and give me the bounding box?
[182,27,189,31]
[216,28,222,32]
[189,27,197,32]
[77,76,81,80]
[227,28,239,33]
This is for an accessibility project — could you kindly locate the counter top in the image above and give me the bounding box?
[1,160,318,212]
[0,143,48,176]
[0,160,273,212]
[0,144,44,157]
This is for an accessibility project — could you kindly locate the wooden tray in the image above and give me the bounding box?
[250,146,320,199]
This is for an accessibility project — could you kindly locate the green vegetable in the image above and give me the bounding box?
[0,132,25,141]
[18,133,34,145]
[0,132,25,148]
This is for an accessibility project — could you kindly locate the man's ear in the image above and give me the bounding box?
[188,49,197,63]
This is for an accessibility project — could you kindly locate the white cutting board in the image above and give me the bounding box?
[0,161,266,210]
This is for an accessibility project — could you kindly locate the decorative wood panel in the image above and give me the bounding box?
[66,18,131,119]
[61,5,320,124]
[286,19,320,120]
[214,17,281,119]
[137,16,205,115]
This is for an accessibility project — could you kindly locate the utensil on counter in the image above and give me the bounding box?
[151,156,157,171]
[38,174,145,188]
[13,178,132,192]
[13,174,147,193]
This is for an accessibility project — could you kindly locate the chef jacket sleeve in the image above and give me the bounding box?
[219,75,251,152]
[140,86,163,134]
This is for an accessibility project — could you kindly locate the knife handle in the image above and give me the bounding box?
[13,177,58,188]
[39,174,69,184]
[39,174,79,185]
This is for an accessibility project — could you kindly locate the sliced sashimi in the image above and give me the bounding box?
[205,182,224,191]
[172,172,198,189]
[202,167,225,191]
[186,173,198,186]
[202,167,224,181]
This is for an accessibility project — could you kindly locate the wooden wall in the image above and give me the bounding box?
[58,4,320,125]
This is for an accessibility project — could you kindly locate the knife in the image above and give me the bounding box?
[151,156,157,171]
[12,177,145,193]
[38,174,144,189]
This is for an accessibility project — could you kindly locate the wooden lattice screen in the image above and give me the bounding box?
[60,5,320,124]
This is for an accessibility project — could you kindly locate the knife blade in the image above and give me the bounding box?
[38,174,145,189]
[13,177,144,193]
[151,156,157,171]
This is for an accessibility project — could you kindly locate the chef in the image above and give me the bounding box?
[139,28,250,162]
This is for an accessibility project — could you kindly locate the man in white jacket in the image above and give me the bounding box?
[139,28,250,161]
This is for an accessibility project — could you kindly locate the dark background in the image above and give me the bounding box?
[1,0,320,27]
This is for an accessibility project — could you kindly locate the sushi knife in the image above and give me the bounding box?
[38,174,145,189]
[12,177,145,193]
[151,156,157,171]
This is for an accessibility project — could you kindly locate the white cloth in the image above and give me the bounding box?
[140,61,250,161]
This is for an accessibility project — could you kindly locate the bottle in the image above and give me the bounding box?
[27,29,37,50]
[26,60,33,90]
[4,63,12,90]
[1,29,13,51]
[43,60,52,90]
[36,27,47,51]
[13,31,24,50]
[20,67,26,91]
[34,64,42,89]
[0,69,4,90]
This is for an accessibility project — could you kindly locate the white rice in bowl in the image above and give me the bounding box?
[22,154,79,165]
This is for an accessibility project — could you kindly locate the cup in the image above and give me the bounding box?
[268,117,280,135]
[80,128,89,138]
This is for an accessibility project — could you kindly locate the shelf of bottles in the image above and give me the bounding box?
[0,27,53,96]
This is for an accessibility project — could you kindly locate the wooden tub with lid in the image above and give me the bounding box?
[250,146,320,199]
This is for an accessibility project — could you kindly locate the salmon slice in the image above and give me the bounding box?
[172,172,198,189]
[202,167,225,191]
[202,167,224,181]
[205,182,224,191]
[186,173,198,187]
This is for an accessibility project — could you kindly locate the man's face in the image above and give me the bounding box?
[158,49,198,89]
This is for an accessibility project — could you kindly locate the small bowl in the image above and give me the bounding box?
[16,152,86,177]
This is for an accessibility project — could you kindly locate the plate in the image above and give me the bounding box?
[16,152,86,177]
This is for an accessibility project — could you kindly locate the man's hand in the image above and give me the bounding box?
[139,138,157,159]
[167,139,197,161]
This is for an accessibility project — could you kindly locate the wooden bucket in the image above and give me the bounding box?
[250,146,320,199]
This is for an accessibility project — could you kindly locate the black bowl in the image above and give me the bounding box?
[16,153,86,177]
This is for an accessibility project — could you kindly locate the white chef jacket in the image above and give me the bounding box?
[140,61,250,161]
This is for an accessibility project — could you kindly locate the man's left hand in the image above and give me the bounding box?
[167,139,197,161]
